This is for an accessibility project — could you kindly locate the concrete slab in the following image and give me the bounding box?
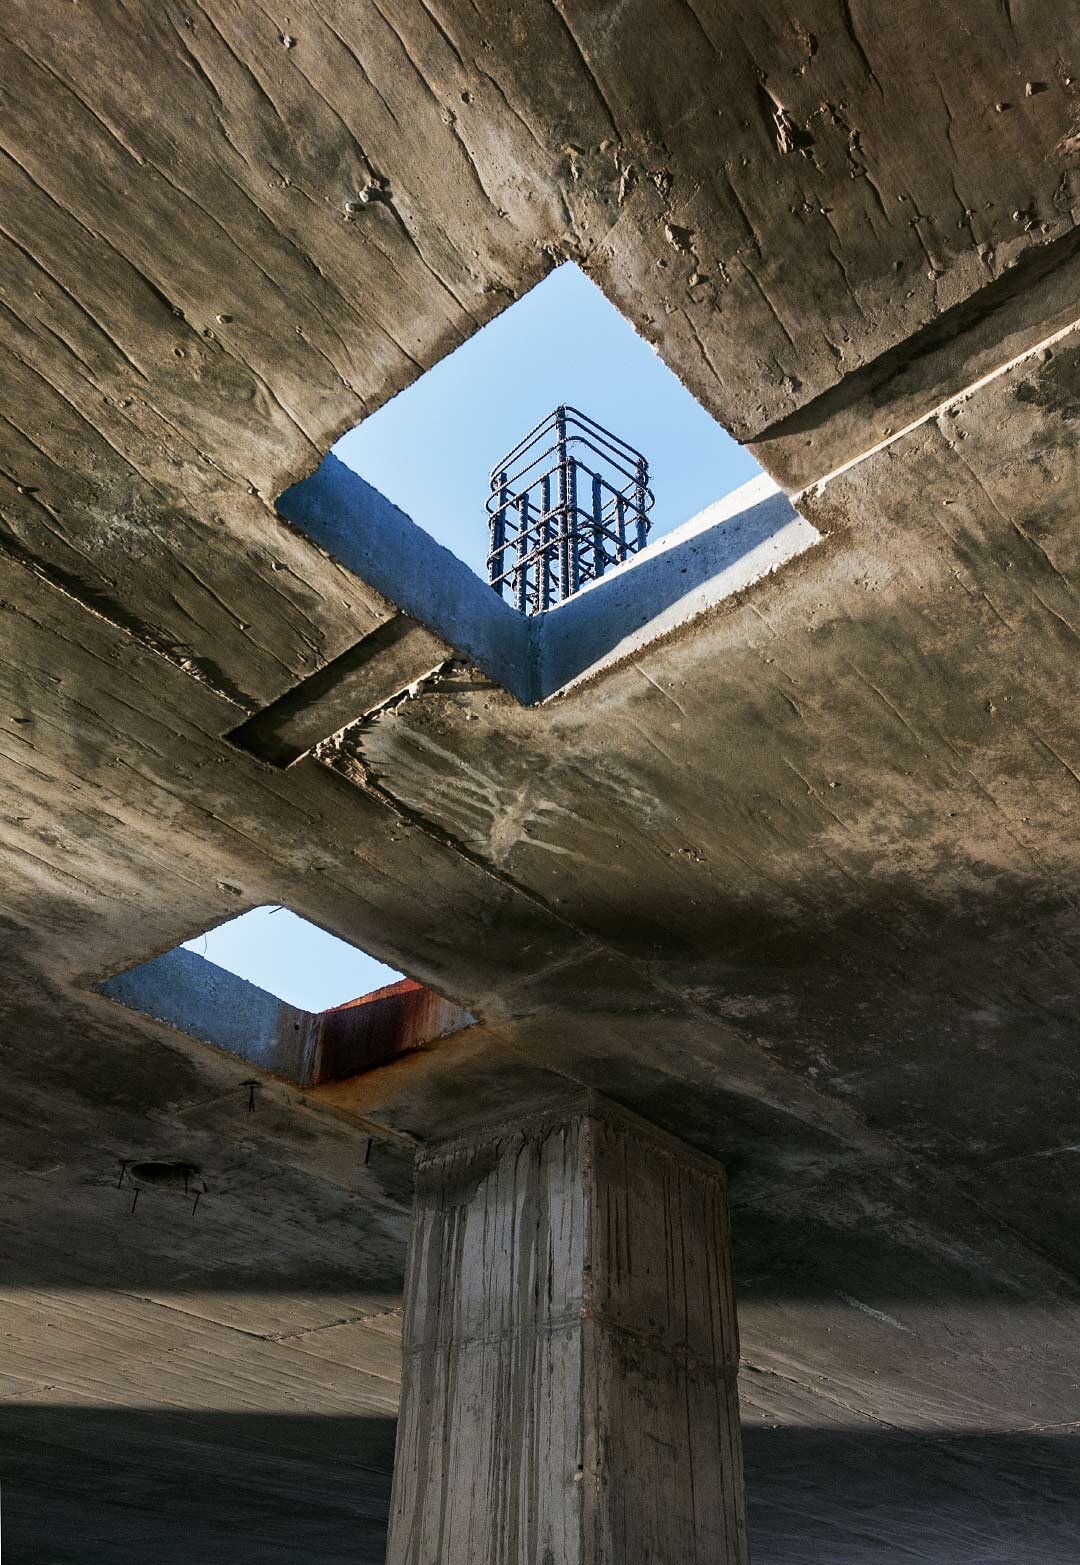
[4,7,1080,1560]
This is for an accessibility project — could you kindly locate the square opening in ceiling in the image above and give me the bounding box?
[332,262,764,594]
[98,906,473,1087]
[254,261,816,740]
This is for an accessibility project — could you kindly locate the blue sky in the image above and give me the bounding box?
[185,907,402,1012]
[196,269,759,1007]
[334,262,760,579]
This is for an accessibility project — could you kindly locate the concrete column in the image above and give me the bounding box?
[386,1092,748,1565]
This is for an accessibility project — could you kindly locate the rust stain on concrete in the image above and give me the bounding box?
[309,979,473,1085]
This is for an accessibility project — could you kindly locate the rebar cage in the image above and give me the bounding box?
[486,406,654,614]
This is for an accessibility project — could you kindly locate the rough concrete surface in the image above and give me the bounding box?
[387,1095,746,1565]
[2,3,1080,1561]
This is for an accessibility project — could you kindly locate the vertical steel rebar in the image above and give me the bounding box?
[615,493,628,562]
[489,468,508,594]
[634,456,648,552]
[556,406,571,601]
[591,473,606,578]
[515,492,531,614]
[540,473,553,611]
[566,451,579,595]
[487,407,651,610]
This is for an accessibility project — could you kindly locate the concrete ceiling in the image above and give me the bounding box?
[2,2,1079,1558]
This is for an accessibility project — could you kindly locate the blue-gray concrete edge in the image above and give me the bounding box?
[277,454,535,704]
[535,476,821,696]
[278,461,819,708]
[99,948,316,1082]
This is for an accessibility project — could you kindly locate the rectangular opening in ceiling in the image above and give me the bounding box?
[331,261,765,602]
[182,904,401,1012]
[98,906,473,1087]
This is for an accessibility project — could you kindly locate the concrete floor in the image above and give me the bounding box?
[2,2,1080,1558]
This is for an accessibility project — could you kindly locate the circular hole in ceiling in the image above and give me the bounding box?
[127,1160,203,1191]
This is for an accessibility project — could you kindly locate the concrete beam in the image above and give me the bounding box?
[387,1093,747,1565]
[753,224,1080,493]
[228,612,452,767]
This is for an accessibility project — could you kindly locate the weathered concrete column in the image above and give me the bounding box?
[386,1092,748,1565]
